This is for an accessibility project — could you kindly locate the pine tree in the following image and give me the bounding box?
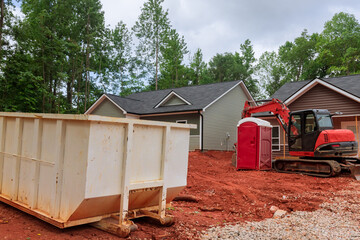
[132,0,171,90]
[189,48,207,85]
[159,29,188,89]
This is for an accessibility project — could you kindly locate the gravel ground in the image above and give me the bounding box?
[201,183,360,240]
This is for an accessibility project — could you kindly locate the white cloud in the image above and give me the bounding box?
[100,0,360,62]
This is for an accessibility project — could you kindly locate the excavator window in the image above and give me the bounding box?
[317,114,333,128]
[290,115,301,136]
[289,114,302,150]
[305,113,317,133]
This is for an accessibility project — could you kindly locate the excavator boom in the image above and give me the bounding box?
[242,99,290,135]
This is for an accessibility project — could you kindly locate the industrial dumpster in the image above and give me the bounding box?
[0,112,195,235]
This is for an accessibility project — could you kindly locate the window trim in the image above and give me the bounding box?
[176,120,188,124]
[272,125,281,151]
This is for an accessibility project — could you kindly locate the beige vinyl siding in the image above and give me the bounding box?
[189,135,200,151]
[141,113,200,150]
[202,85,247,151]
[288,84,360,115]
[91,98,125,118]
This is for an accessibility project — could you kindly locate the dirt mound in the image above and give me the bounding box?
[0,151,357,239]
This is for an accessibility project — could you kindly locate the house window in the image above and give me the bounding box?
[176,120,187,124]
[272,126,280,151]
[341,121,359,138]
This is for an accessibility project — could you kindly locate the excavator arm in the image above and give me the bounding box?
[242,98,291,135]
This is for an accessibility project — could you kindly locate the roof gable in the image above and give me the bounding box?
[85,94,127,115]
[154,91,192,108]
[284,78,360,105]
[287,83,360,115]
[272,74,360,104]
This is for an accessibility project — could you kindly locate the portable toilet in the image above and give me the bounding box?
[236,117,272,170]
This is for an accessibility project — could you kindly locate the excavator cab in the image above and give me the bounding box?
[288,109,334,155]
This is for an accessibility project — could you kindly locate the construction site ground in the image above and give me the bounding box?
[0,151,359,239]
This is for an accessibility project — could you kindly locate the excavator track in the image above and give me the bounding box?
[273,159,341,178]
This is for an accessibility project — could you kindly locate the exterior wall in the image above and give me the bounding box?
[189,136,200,151]
[202,85,248,151]
[91,98,125,118]
[141,113,200,150]
[288,83,360,115]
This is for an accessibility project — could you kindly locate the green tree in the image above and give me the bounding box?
[0,50,44,112]
[278,30,318,82]
[188,48,207,85]
[0,0,108,113]
[159,29,188,89]
[108,22,132,95]
[237,39,258,96]
[256,51,287,97]
[207,39,258,96]
[77,0,106,111]
[208,52,235,82]
[0,0,14,64]
[132,0,171,90]
[318,12,360,76]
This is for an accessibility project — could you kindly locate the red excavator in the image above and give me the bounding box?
[241,98,360,179]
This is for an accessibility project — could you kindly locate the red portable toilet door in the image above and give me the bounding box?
[237,123,258,169]
[259,127,272,169]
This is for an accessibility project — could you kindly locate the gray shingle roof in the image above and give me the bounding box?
[272,74,360,101]
[106,80,242,115]
[272,80,310,101]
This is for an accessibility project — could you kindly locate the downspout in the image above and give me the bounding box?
[356,116,359,157]
[199,110,204,152]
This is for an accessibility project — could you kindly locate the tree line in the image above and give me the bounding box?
[0,0,359,113]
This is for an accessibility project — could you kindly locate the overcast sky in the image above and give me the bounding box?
[101,0,360,61]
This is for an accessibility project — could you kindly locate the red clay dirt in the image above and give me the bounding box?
[0,151,358,239]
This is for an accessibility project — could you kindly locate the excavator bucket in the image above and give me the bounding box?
[350,165,360,180]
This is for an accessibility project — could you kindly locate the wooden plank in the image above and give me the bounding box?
[51,120,66,218]
[0,117,6,193]
[29,118,43,209]
[119,123,134,225]
[13,118,23,201]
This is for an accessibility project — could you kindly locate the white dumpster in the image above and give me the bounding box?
[0,112,195,236]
